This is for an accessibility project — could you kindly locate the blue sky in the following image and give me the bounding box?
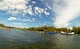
[0,0,80,28]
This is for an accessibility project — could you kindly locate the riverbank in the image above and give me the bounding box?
[0,24,80,34]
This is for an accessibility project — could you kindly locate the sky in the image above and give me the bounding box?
[0,0,80,28]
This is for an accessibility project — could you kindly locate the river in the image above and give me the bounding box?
[0,29,80,49]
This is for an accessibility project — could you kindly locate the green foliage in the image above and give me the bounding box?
[56,28,71,33]
[27,26,75,33]
[0,24,5,28]
[72,26,80,34]
[0,24,26,30]
[0,23,80,34]
[27,26,57,32]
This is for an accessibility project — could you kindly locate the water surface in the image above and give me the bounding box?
[0,29,80,49]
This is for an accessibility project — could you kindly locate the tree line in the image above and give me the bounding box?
[27,26,80,34]
[0,24,24,30]
[0,24,80,34]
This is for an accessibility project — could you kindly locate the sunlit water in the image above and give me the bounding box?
[0,29,80,49]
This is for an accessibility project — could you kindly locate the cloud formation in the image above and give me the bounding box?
[0,0,50,17]
[8,17,17,20]
[8,16,35,22]
[18,18,35,22]
[53,0,80,28]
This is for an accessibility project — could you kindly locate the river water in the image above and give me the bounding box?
[0,29,80,49]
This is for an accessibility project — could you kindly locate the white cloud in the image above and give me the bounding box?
[27,5,33,15]
[41,0,53,11]
[0,0,50,18]
[34,7,44,14]
[0,0,29,10]
[53,0,80,28]
[13,23,21,25]
[7,10,19,16]
[8,17,17,20]
[24,18,35,22]
[0,0,33,16]
[32,1,36,4]
[8,17,35,22]
[34,7,50,18]
[18,18,35,22]
[22,19,32,22]
[44,11,49,16]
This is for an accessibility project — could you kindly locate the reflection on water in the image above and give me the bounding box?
[0,29,80,49]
